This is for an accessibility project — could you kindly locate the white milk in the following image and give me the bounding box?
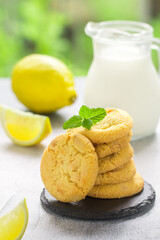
[84,47,160,139]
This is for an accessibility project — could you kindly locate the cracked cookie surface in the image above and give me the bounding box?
[98,144,134,174]
[40,133,98,202]
[95,132,132,158]
[95,158,136,185]
[67,108,133,144]
[88,172,144,199]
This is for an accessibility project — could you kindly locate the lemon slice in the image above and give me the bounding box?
[0,105,52,146]
[0,199,28,240]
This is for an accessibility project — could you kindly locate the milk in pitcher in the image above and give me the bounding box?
[85,21,160,139]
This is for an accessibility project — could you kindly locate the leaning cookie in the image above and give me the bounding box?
[88,173,144,199]
[95,158,136,185]
[67,108,133,144]
[40,133,98,202]
[98,144,134,174]
[95,131,132,158]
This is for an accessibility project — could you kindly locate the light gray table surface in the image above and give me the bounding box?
[0,78,160,240]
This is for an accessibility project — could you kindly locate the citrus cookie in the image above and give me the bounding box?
[98,144,134,174]
[95,158,136,185]
[67,108,133,144]
[40,133,98,202]
[95,132,132,158]
[88,172,144,199]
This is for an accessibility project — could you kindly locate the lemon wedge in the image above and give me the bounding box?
[0,199,28,240]
[0,105,52,146]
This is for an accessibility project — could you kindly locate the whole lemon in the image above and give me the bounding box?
[12,54,77,113]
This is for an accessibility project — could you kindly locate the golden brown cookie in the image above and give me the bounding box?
[98,144,134,174]
[95,158,136,185]
[88,172,144,199]
[67,108,133,144]
[40,133,98,202]
[95,132,132,158]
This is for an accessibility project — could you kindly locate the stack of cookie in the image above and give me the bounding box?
[40,108,144,203]
[68,108,144,199]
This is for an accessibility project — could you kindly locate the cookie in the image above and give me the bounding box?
[88,172,144,199]
[95,132,132,158]
[40,133,98,202]
[67,108,133,144]
[95,158,136,185]
[98,144,134,174]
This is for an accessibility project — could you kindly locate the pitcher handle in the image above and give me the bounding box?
[85,22,99,37]
[151,38,160,75]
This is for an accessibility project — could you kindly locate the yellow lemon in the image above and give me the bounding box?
[0,105,52,146]
[0,199,28,240]
[12,54,77,113]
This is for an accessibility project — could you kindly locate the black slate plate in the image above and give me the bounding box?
[40,181,155,220]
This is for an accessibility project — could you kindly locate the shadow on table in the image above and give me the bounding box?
[3,143,46,158]
[131,133,157,154]
[48,112,66,129]
[45,209,152,239]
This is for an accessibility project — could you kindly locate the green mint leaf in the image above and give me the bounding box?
[79,105,106,124]
[82,118,93,130]
[89,108,106,124]
[79,105,91,119]
[63,106,106,130]
[63,115,83,130]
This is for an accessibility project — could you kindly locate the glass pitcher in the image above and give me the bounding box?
[84,21,160,140]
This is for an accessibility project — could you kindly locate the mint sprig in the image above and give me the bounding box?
[63,105,106,130]
[63,115,83,129]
